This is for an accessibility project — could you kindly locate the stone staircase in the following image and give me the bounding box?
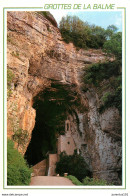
[32,154,58,176]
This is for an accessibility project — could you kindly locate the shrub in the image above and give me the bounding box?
[103,32,122,59]
[66,175,108,186]
[83,60,122,115]
[83,60,120,87]
[7,139,32,185]
[99,86,122,115]
[56,151,91,181]
[82,176,107,186]
[66,175,83,185]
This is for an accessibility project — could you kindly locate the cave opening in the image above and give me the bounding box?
[24,81,81,166]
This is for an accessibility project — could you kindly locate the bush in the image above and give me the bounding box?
[56,151,91,181]
[66,175,109,186]
[66,175,83,185]
[7,139,32,185]
[83,60,122,115]
[83,60,121,87]
[103,32,122,59]
[99,86,122,115]
[82,176,107,186]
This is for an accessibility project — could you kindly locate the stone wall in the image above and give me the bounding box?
[32,160,47,176]
[57,135,76,155]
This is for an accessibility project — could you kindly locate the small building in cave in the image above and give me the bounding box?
[57,120,76,155]
[32,120,77,176]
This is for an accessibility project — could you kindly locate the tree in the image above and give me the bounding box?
[105,25,118,40]
[59,15,107,49]
[103,32,122,59]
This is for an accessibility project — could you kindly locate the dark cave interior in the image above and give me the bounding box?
[24,81,81,166]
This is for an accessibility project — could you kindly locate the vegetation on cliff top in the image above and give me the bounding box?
[76,17,122,115]
[7,139,32,185]
[59,15,121,51]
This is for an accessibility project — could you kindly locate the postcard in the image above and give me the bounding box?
[0,0,130,195]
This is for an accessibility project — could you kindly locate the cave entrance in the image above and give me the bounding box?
[25,81,80,166]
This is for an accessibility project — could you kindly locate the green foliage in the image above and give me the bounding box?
[105,25,118,40]
[66,175,83,185]
[99,85,122,115]
[83,60,122,115]
[7,69,14,98]
[66,175,109,186]
[102,92,111,103]
[59,15,122,56]
[103,32,122,59]
[83,60,120,86]
[99,75,122,114]
[82,176,107,186]
[59,15,106,49]
[12,128,29,150]
[107,25,118,32]
[7,139,32,185]
[56,151,91,181]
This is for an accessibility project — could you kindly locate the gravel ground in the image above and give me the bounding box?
[30,176,75,186]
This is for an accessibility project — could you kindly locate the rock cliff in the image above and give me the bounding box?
[7,11,122,185]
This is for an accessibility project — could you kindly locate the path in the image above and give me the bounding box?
[30,176,75,186]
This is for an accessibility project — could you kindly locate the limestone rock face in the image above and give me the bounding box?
[7,11,122,184]
[85,90,122,184]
